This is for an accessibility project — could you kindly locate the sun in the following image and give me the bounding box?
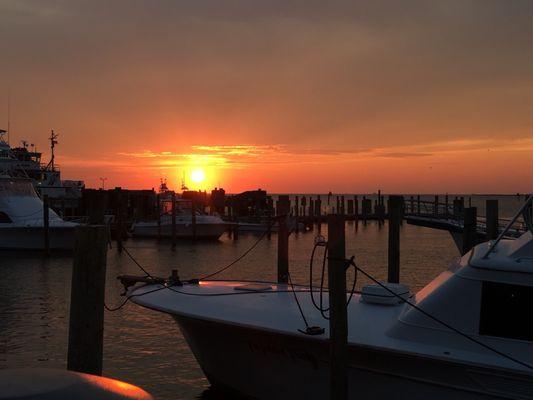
[190,168,205,183]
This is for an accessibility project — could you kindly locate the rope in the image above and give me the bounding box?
[197,221,274,281]
[287,271,311,330]
[122,246,153,277]
[308,242,330,319]
[104,285,167,312]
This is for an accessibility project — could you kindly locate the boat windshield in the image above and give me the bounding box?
[0,180,38,197]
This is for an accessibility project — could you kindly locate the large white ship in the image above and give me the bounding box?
[0,129,84,200]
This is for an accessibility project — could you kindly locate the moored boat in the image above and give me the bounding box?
[131,198,227,240]
[0,175,77,250]
[129,197,533,399]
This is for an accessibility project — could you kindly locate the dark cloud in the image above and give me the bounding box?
[1,1,532,156]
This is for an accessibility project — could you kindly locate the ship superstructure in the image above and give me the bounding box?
[0,129,84,199]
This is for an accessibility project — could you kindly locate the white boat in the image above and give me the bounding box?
[0,129,84,200]
[131,197,227,240]
[235,217,305,233]
[129,199,533,399]
[0,175,77,250]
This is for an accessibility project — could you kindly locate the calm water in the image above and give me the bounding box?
[0,195,526,399]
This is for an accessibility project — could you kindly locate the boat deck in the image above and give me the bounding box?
[131,280,532,375]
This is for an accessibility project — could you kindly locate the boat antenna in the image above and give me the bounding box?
[99,177,108,190]
[48,129,59,171]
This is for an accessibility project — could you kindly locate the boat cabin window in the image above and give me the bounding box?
[0,212,12,223]
[479,281,533,342]
[0,180,38,197]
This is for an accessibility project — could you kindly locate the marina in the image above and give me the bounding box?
[1,192,531,399]
[2,1,533,399]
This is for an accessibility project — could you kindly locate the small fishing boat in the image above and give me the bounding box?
[235,217,305,233]
[129,198,533,399]
[131,199,227,240]
[0,175,77,250]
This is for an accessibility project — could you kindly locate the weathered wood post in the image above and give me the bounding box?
[388,195,402,283]
[486,200,499,240]
[43,194,50,256]
[115,188,123,253]
[67,225,108,375]
[361,196,367,223]
[315,196,322,232]
[277,195,290,284]
[341,195,345,215]
[293,196,299,233]
[445,194,449,218]
[434,195,439,217]
[417,195,421,215]
[462,207,477,255]
[171,191,177,250]
[327,214,348,400]
[191,199,197,240]
[410,196,414,214]
[347,199,354,216]
[156,193,161,240]
[453,197,464,219]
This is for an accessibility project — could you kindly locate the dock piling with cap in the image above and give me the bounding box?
[67,225,108,376]
[462,207,477,255]
[388,195,402,283]
[277,195,290,284]
[171,191,177,250]
[327,214,348,400]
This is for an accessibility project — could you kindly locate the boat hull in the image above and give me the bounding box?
[174,315,533,400]
[0,226,76,250]
[131,223,227,240]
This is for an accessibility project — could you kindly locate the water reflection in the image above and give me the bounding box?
[1,221,460,399]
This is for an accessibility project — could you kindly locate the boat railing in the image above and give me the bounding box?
[482,194,533,259]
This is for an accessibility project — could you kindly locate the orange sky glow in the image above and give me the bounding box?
[1,1,532,194]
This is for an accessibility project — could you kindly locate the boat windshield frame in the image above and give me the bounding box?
[0,178,40,198]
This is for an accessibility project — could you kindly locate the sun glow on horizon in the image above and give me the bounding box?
[190,168,206,184]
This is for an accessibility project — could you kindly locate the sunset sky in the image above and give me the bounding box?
[1,1,532,193]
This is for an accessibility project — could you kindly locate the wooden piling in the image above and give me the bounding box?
[462,207,477,255]
[445,194,449,218]
[388,195,402,283]
[347,199,354,215]
[171,191,177,250]
[434,195,439,217]
[327,214,348,400]
[417,195,421,215]
[191,199,197,240]
[156,193,161,240]
[315,196,322,221]
[486,200,499,240]
[67,225,108,376]
[43,194,50,256]
[115,188,123,253]
[277,195,290,284]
